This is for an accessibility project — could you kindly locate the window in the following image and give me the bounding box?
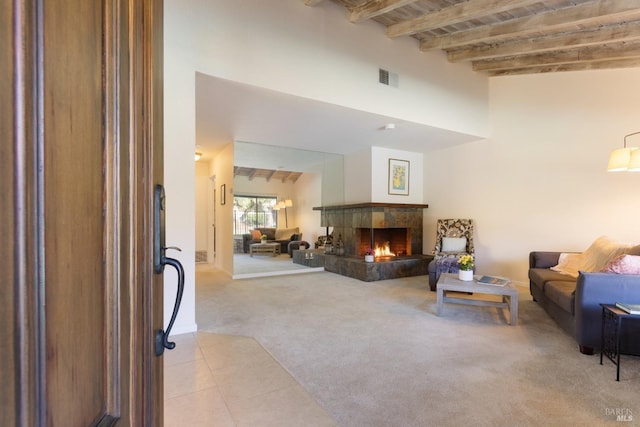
[233,195,277,235]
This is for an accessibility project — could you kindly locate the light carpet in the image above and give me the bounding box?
[195,267,640,426]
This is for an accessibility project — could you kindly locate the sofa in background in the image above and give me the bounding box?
[242,227,301,254]
[529,236,640,355]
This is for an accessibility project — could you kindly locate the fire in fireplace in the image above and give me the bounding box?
[358,228,411,257]
[373,241,395,257]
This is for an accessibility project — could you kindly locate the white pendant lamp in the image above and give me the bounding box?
[608,132,640,172]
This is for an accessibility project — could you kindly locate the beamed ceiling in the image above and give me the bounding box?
[234,166,303,184]
[306,0,640,76]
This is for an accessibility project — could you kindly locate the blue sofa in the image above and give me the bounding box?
[529,251,640,355]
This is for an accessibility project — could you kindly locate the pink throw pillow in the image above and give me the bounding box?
[601,254,640,274]
[251,229,262,240]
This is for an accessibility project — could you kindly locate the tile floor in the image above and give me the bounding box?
[164,332,335,426]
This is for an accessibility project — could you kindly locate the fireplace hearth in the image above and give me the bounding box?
[323,254,433,282]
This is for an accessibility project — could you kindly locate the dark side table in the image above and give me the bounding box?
[600,304,640,381]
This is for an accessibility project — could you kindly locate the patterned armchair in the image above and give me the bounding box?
[314,233,333,249]
[427,219,475,291]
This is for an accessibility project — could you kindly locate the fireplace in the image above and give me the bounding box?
[357,228,411,257]
[312,203,433,281]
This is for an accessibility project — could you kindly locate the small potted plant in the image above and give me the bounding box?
[457,255,474,281]
[364,247,375,263]
[260,234,267,244]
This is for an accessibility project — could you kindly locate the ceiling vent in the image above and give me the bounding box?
[379,68,399,88]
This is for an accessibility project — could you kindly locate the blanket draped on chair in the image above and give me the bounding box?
[435,257,460,276]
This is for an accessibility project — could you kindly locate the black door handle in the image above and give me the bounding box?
[155,247,184,356]
[153,184,186,356]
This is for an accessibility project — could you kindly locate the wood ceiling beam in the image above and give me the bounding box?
[448,21,640,62]
[349,0,418,24]
[282,172,296,183]
[248,168,258,181]
[420,0,640,51]
[386,0,542,38]
[265,170,276,182]
[487,57,640,76]
[472,41,640,72]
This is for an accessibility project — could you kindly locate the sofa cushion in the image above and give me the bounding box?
[601,254,640,274]
[250,229,262,240]
[258,228,276,240]
[275,227,299,241]
[529,268,573,292]
[544,281,576,315]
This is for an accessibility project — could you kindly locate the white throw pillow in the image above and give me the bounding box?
[442,237,467,253]
[551,253,584,278]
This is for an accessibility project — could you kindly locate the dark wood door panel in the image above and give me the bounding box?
[1,1,17,426]
[1,1,164,425]
[43,1,106,424]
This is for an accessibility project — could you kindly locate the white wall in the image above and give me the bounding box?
[344,148,372,204]
[371,147,424,204]
[181,0,488,137]
[425,69,640,284]
[344,147,424,204]
[163,68,197,334]
[294,171,323,245]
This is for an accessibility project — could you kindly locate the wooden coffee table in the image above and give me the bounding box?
[436,273,518,325]
[249,242,280,257]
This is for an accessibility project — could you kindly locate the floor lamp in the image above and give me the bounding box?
[274,199,293,227]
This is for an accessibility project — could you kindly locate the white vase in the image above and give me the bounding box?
[261,240,266,244]
[458,269,473,281]
[364,255,374,263]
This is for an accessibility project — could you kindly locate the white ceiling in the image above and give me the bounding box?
[194,72,480,166]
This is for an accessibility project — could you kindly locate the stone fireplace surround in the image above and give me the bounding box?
[311,203,433,281]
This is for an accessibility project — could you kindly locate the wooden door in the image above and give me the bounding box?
[1,1,164,425]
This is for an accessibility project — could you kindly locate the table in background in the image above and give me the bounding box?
[600,304,640,381]
[436,273,518,326]
[249,242,280,257]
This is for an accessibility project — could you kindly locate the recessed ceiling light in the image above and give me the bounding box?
[384,123,395,130]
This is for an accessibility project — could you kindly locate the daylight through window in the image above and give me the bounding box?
[233,195,277,235]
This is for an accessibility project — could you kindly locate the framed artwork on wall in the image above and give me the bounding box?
[388,158,409,196]
[220,184,226,205]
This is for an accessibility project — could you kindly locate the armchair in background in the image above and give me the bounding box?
[315,233,333,249]
[427,219,475,291]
